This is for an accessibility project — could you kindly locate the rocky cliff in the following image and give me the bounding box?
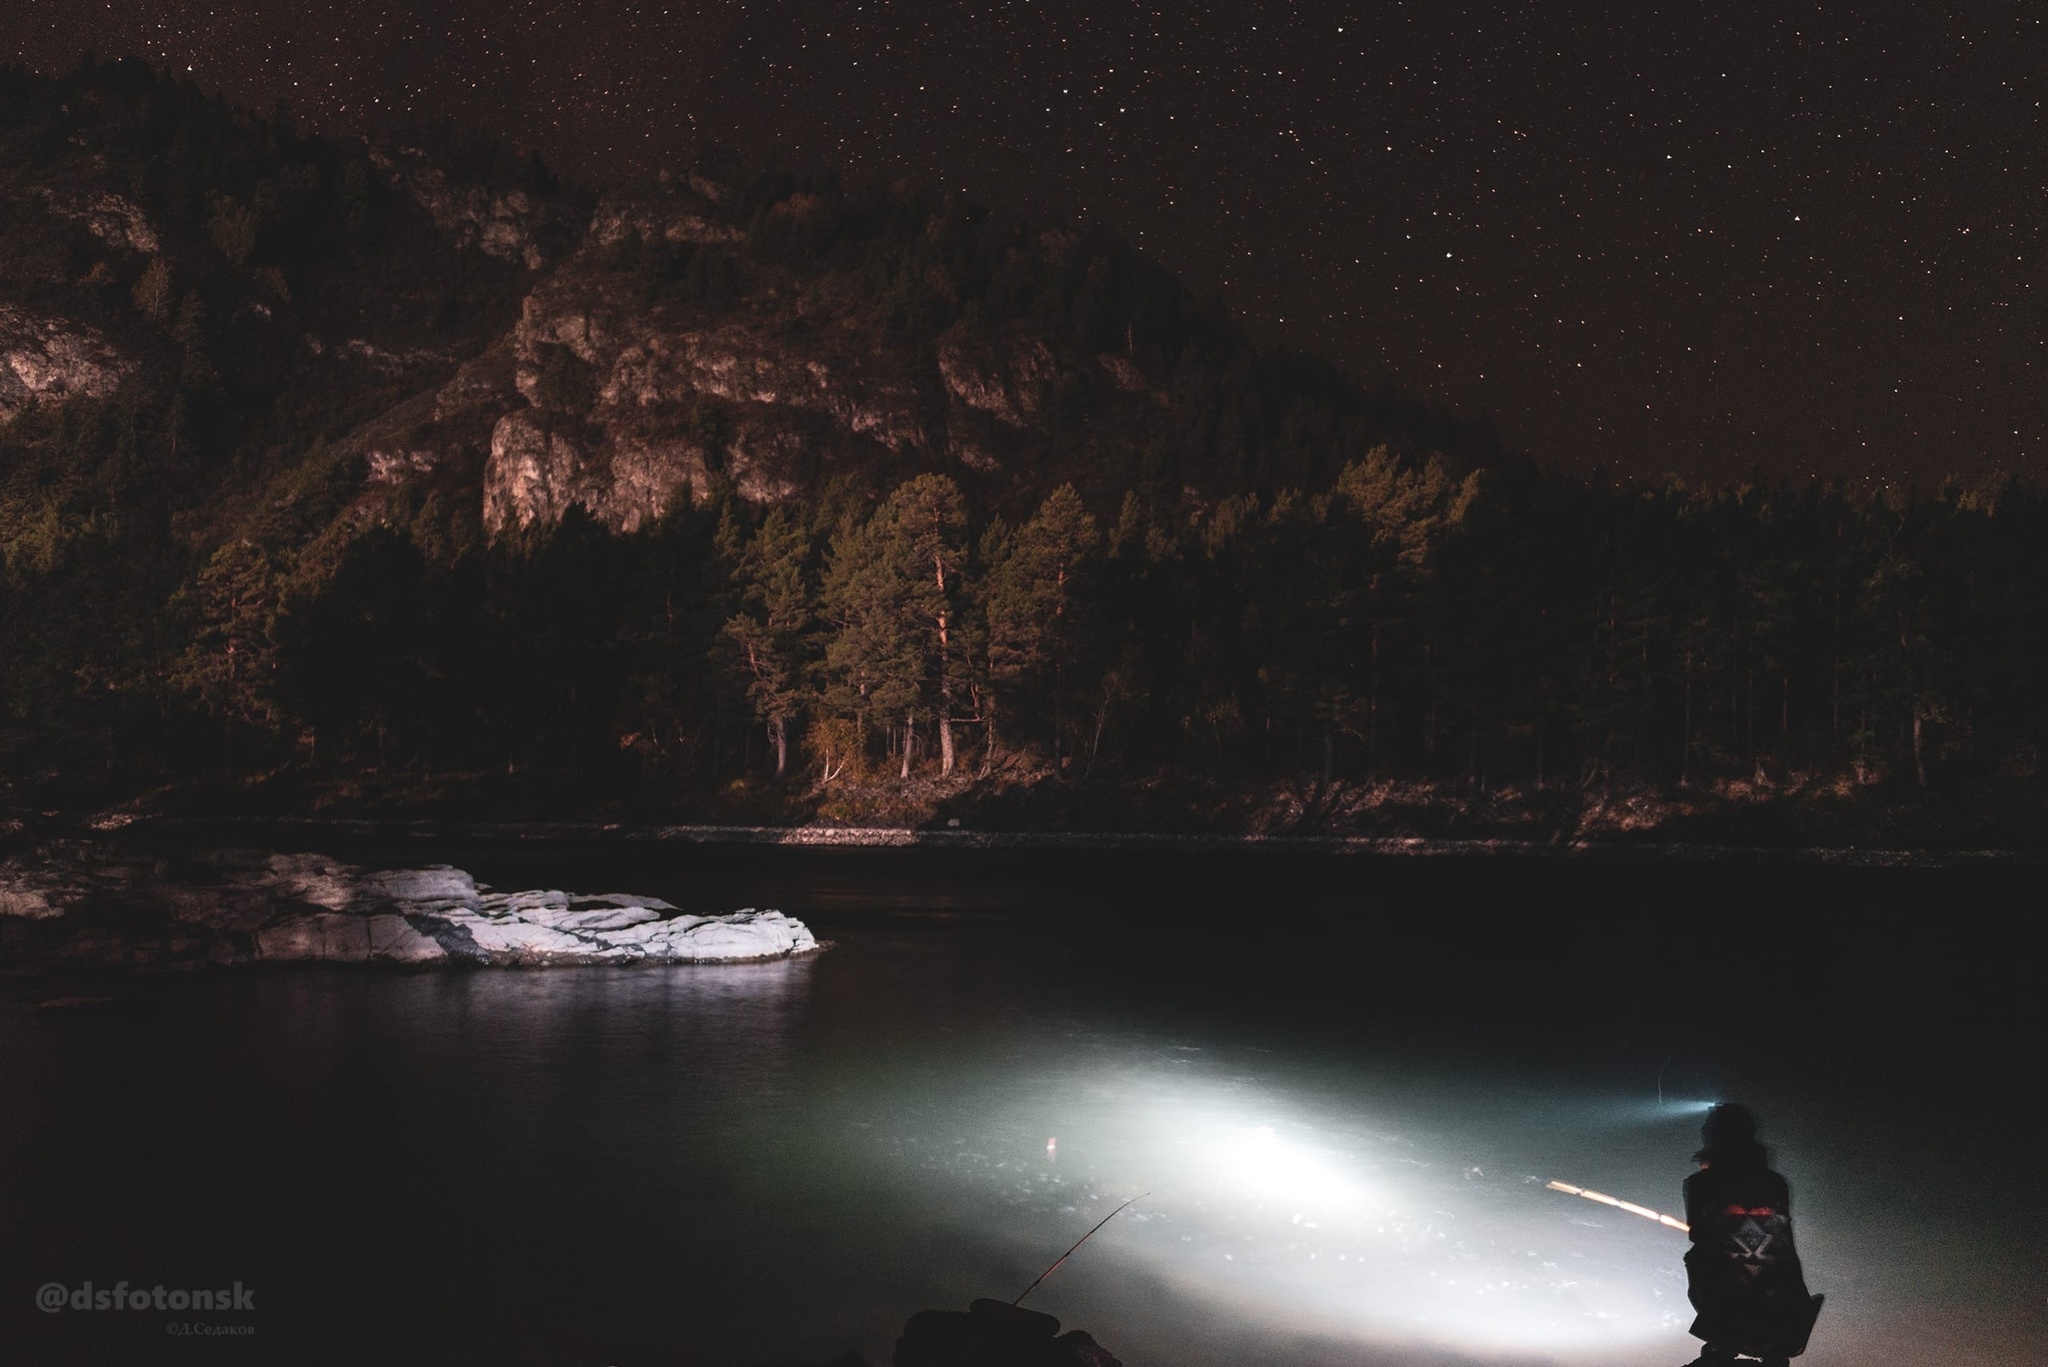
[0,60,1464,567]
[0,302,132,421]
[361,172,1199,537]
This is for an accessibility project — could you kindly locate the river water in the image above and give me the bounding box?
[1,843,2039,1366]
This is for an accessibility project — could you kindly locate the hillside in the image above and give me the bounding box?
[4,59,2048,849]
[0,59,1488,543]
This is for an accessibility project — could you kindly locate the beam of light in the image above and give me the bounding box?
[855,1063,1697,1357]
[1546,1179,1688,1233]
[1197,1120,1378,1215]
[1593,1097,1721,1125]
[1091,1086,1692,1353]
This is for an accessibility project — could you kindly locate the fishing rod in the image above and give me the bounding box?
[1546,1179,1689,1232]
[1012,1193,1149,1308]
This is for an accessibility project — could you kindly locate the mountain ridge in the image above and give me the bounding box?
[0,57,1504,566]
[5,58,2047,852]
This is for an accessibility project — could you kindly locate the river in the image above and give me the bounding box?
[1,842,2039,1366]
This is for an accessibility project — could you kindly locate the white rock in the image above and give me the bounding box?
[441,909,611,963]
[257,852,359,910]
[508,896,670,933]
[599,908,818,962]
[360,864,483,909]
[8,848,816,970]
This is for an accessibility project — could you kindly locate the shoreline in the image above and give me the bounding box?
[122,815,2047,869]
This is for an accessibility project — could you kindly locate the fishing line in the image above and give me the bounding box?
[1012,1193,1149,1307]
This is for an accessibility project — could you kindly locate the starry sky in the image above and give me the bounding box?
[11,1,2046,484]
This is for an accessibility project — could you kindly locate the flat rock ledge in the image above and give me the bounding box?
[0,848,817,971]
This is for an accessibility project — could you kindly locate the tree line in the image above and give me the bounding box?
[32,455,2030,808]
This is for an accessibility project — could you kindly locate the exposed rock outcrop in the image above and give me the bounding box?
[0,846,819,971]
[587,177,743,250]
[0,68,1318,551]
[302,158,1196,537]
[36,187,160,255]
[483,409,604,530]
[0,304,133,420]
[369,146,581,271]
[469,235,940,530]
[935,322,1054,429]
[0,74,1206,541]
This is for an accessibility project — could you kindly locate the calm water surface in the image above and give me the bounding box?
[1,846,2039,1366]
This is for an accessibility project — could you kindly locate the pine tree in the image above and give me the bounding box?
[1331,447,1479,780]
[893,475,973,776]
[171,540,282,766]
[983,483,1098,771]
[819,503,922,777]
[819,475,973,779]
[722,507,813,776]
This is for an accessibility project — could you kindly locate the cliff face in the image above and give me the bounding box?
[0,77,540,516]
[0,61,1443,561]
[0,174,151,421]
[369,174,1184,536]
[480,180,937,525]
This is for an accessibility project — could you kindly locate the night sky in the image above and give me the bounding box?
[12,2,2046,484]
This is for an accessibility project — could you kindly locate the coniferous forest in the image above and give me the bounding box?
[4,60,2047,843]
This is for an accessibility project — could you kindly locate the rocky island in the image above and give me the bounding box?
[0,844,817,973]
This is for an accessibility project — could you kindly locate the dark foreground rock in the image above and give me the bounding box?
[893,1299,1120,1367]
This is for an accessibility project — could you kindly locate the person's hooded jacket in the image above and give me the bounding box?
[1682,1104,1823,1357]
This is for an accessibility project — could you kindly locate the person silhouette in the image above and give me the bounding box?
[1682,1104,1824,1366]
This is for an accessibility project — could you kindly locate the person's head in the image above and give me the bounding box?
[1695,1102,1766,1165]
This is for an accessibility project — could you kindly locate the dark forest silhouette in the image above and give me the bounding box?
[3,61,2043,835]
